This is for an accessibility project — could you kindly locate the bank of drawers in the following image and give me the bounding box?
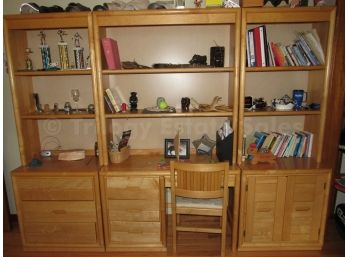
[13,175,104,251]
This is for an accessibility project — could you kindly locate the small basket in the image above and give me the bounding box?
[109,146,130,164]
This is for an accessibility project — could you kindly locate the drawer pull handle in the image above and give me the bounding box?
[257,208,271,212]
[295,207,310,212]
[52,210,67,214]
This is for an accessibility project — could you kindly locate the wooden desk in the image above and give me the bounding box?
[100,154,240,253]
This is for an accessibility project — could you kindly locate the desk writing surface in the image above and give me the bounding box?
[100,154,240,187]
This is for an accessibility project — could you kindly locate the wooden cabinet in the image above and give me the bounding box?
[239,168,331,250]
[99,171,166,251]
[11,159,104,251]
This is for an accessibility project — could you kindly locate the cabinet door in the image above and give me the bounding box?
[283,174,329,242]
[244,175,287,244]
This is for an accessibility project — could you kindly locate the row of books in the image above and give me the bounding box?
[253,131,313,158]
[246,26,325,67]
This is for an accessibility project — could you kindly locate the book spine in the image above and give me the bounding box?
[253,27,262,67]
[104,94,115,113]
[286,45,299,66]
[246,31,251,67]
[105,88,120,112]
[261,25,269,66]
[248,30,256,67]
[292,44,306,66]
[295,41,311,66]
[259,26,266,67]
[279,45,293,66]
[297,34,320,65]
[102,38,122,70]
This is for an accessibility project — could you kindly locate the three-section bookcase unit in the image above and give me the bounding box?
[4,6,336,253]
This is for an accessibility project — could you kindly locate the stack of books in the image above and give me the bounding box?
[104,88,121,113]
[246,27,325,67]
[248,131,314,158]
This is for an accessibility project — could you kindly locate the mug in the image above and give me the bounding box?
[292,89,307,110]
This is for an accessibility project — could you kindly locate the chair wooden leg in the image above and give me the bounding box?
[172,213,177,255]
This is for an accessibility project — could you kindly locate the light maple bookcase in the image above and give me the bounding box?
[4,13,105,251]
[92,9,241,251]
[4,6,336,254]
[237,8,335,250]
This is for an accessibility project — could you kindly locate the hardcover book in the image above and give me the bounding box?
[101,37,122,70]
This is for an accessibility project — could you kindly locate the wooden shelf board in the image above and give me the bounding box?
[15,69,92,76]
[243,109,320,117]
[240,157,330,171]
[245,66,325,72]
[11,156,99,175]
[102,67,234,74]
[105,109,233,118]
[21,112,95,120]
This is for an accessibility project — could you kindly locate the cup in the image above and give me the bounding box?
[292,89,307,110]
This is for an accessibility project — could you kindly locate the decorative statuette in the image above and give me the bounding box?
[24,48,33,70]
[38,31,51,70]
[72,32,85,69]
[57,29,70,70]
[129,92,138,112]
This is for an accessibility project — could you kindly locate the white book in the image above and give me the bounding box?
[304,29,325,64]
[248,30,256,67]
[259,26,266,67]
[105,88,120,112]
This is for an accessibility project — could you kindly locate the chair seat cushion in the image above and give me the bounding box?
[176,196,223,209]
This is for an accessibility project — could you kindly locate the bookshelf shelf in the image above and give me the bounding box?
[243,109,320,116]
[105,110,233,119]
[102,67,234,74]
[14,70,92,76]
[21,112,95,120]
[245,65,325,72]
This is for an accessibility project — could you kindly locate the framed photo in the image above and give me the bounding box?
[164,139,190,159]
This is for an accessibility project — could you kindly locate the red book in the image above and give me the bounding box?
[253,27,262,67]
[101,37,122,69]
[271,42,285,66]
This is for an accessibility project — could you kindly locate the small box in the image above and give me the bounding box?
[109,146,130,164]
[241,0,263,7]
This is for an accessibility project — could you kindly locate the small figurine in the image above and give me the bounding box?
[72,32,85,69]
[64,102,72,114]
[24,48,33,70]
[87,104,95,114]
[38,31,51,70]
[53,103,59,113]
[181,97,190,112]
[129,92,138,112]
[57,29,70,70]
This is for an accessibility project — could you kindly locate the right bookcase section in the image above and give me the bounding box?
[238,7,336,165]
[237,7,336,251]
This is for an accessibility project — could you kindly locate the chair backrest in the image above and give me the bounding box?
[170,161,229,199]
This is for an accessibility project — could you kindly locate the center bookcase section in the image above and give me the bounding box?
[94,9,241,166]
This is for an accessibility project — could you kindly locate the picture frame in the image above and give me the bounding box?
[164,138,190,159]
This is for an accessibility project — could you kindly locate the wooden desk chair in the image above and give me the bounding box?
[170,161,229,257]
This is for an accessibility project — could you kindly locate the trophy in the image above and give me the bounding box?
[24,48,33,70]
[38,31,51,70]
[72,32,85,69]
[57,29,70,70]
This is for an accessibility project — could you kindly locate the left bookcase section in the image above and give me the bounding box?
[4,13,103,166]
[4,13,104,251]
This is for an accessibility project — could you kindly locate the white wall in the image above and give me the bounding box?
[3,0,102,214]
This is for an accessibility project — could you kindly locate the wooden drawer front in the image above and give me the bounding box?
[21,201,96,222]
[23,222,97,244]
[254,177,278,201]
[16,177,94,201]
[108,200,159,222]
[110,221,161,244]
[107,177,159,200]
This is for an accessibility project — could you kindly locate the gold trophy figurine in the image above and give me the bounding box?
[57,29,70,70]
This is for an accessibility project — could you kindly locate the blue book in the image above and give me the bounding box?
[254,131,268,150]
